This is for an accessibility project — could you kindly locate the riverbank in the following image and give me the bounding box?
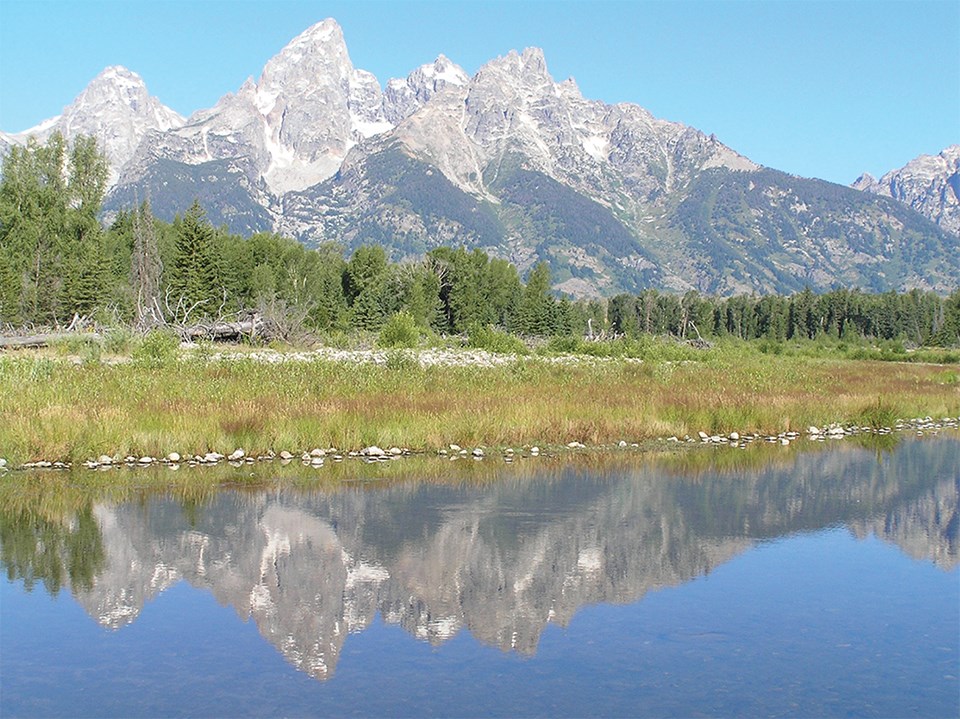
[1,343,958,469]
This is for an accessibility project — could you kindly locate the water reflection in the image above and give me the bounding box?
[1,437,957,681]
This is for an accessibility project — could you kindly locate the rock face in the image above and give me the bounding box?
[4,18,958,295]
[5,66,184,184]
[853,145,960,236]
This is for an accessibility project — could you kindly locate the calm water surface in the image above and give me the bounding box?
[1,436,957,717]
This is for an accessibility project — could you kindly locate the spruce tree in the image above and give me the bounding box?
[168,201,222,319]
[518,262,556,335]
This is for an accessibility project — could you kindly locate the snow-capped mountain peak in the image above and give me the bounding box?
[5,64,184,182]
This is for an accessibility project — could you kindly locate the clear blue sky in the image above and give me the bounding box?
[0,0,957,184]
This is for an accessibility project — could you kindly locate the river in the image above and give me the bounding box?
[1,436,957,717]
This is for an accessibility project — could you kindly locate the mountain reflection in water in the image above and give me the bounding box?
[1,436,956,682]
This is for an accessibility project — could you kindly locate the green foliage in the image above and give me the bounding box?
[378,311,421,349]
[0,141,956,363]
[0,132,111,324]
[167,201,222,316]
[102,327,135,354]
[132,330,180,367]
[467,324,529,355]
[383,349,417,370]
[851,398,901,430]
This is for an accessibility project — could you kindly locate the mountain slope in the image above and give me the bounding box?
[4,18,957,296]
[853,145,960,236]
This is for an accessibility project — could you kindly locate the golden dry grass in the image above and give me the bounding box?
[0,348,957,465]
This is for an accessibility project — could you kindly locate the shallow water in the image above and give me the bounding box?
[1,436,957,717]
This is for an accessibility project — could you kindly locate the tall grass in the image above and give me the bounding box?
[0,345,957,465]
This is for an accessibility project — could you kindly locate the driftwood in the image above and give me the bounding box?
[0,332,103,349]
[178,318,261,341]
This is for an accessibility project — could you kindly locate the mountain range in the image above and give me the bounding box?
[2,18,957,297]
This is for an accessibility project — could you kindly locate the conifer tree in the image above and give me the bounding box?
[518,262,556,335]
[168,200,222,318]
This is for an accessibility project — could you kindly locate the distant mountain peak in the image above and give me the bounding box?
[4,64,184,182]
[853,145,960,235]
[283,17,346,52]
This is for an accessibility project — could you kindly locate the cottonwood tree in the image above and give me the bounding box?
[0,133,109,324]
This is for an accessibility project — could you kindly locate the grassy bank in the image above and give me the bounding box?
[1,342,958,466]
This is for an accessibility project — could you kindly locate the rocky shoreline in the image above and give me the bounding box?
[2,416,957,475]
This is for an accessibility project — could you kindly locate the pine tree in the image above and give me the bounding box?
[168,201,222,319]
[518,262,556,336]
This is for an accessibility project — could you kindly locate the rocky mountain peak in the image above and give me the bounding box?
[148,16,394,195]
[476,47,552,89]
[853,145,960,235]
[258,19,351,91]
[6,64,185,183]
[383,55,470,124]
[851,172,876,191]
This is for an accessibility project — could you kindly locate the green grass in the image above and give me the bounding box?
[0,341,957,465]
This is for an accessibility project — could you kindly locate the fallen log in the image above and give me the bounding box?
[0,332,103,349]
[178,318,261,341]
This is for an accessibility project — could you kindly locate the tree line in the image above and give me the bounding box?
[607,286,960,346]
[1,133,957,346]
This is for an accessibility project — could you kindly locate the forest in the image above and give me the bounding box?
[1,133,958,347]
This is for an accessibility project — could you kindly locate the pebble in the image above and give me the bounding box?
[15,416,960,473]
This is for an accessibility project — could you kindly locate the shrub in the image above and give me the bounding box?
[102,327,134,355]
[132,330,180,367]
[378,311,421,349]
[467,325,528,355]
[384,349,417,370]
[852,397,900,430]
